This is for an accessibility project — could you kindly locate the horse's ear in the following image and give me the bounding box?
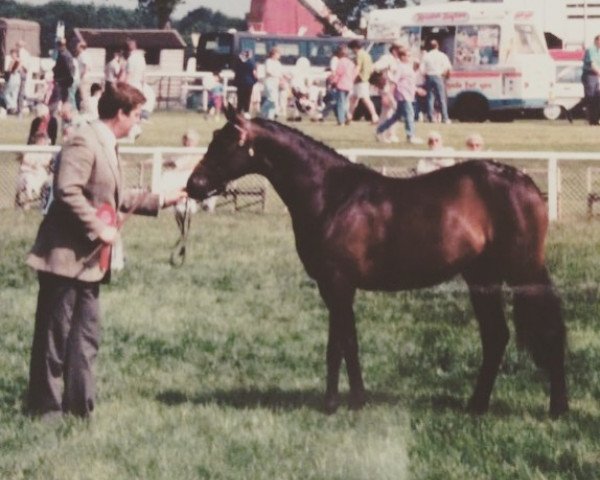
[225,103,236,122]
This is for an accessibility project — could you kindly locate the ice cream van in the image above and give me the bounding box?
[365,1,555,122]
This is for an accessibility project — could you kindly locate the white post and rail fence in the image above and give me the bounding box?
[2,145,600,221]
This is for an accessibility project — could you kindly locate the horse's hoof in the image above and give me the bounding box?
[323,394,341,415]
[550,401,569,419]
[348,391,367,411]
[466,398,489,415]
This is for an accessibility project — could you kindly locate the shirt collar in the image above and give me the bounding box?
[95,120,117,151]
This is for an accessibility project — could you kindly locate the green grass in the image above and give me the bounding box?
[1,113,600,479]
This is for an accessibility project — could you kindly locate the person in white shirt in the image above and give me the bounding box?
[125,38,146,91]
[80,82,103,120]
[261,47,283,120]
[372,41,403,142]
[16,40,32,114]
[105,50,124,86]
[76,42,92,109]
[421,39,452,123]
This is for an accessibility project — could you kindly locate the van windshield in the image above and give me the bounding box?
[514,24,545,54]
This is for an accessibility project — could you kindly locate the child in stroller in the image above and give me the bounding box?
[288,78,324,122]
[286,57,323,122]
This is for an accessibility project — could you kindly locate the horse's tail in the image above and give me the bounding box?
[475,161,564,368]
[476,160,567,414]
[512,266,568,416]
[512,268,565,371]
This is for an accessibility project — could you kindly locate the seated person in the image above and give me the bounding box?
[28,103,58,145]
[80,82,103,120]
[416,131,455,174]
[16,132,54,209]
[465,132,485,151]
[206,74,224,120]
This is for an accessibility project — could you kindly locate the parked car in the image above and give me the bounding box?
[544,49,584,120]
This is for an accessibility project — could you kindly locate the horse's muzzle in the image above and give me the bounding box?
[186,175,223,201]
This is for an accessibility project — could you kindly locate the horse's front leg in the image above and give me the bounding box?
[318,277,366,413]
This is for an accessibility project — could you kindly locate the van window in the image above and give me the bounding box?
[514,24,545,54]
[455,25,500,67]
[556,63,582,83]
[239,38,256,54]
[274,42,302,64]
[308,41,337,66]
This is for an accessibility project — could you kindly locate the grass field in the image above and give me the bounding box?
[1,113,600,479]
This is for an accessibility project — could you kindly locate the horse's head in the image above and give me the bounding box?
[186,105,258,200]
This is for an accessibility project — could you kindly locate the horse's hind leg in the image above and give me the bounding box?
[318,277,366,413]
[512,267,568,417]
[463,274,509,414]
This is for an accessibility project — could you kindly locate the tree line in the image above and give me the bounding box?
[0,0,245,56]
[0,0,414,57]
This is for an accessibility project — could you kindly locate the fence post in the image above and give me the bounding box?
[548,155,559,222]
[151,151,162,193]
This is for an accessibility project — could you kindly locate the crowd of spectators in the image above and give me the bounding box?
[4,34,488,215]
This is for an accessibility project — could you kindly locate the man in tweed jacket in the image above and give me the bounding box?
[26,82,185,419]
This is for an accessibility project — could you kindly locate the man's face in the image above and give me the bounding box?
[115,105,142,139]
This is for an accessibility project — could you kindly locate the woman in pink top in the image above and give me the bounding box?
[376,46,423,144]
[329,45,356,125]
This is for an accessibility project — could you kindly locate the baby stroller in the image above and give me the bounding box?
[288,82,324,122]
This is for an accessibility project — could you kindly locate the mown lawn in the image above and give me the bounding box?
[1,113,600,479]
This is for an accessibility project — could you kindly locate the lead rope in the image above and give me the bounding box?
[170,199,193,267]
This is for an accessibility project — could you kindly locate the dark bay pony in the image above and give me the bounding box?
[186,108,568,417]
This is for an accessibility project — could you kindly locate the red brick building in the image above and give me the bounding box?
[247,0,324,36]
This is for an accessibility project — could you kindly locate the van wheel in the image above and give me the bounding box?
[543,104,563,121]
[453,94,489,122]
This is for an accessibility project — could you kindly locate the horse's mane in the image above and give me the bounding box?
[251,118,353,168]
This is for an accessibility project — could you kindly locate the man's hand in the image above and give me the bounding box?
[162,189,188,208]
[98,225,118,244]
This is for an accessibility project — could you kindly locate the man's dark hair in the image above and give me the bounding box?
[90,82,102,96]
[98,82,146,120]
[348,39,362,50]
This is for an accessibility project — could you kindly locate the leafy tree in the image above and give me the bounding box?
[0,0,154,55]
[176,7,246,35]
[0,0,246,58]
[324,0,408,30]
[175,7,246,61]
[138,0,184,29]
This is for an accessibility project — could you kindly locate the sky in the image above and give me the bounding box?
[19,0,252,19]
